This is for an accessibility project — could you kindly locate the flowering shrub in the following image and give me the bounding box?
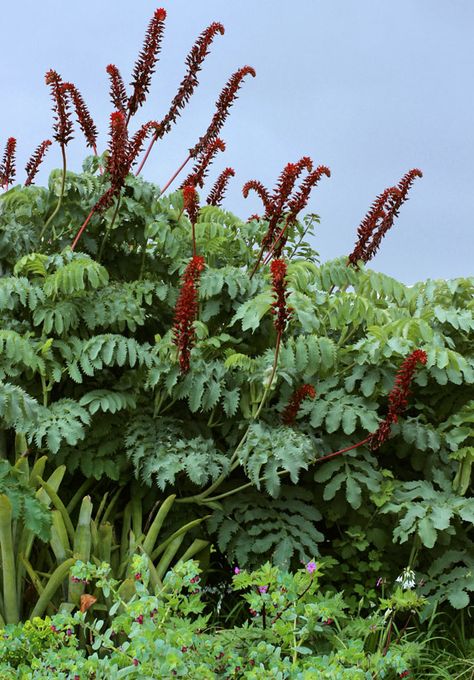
[0,5,473,639]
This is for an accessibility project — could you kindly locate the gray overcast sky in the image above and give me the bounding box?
[1,0,473,283]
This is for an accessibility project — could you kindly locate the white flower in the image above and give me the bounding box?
[395,567,416,590]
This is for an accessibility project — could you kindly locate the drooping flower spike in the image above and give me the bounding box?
[242,180,272,212]
[207,167,235,206]
[190,66,256,158]
[24,140,52,186]
[128,8,167,116]
[348,169,423,266]
[370,349,427,449]
[0,137,17,188]
[45,69,74,146]
[106,64,128,114]
[157,22,225,139]
[172,255,206,373]
[180,138,226,189]
[62,83,98,152]
[282,384,316,425]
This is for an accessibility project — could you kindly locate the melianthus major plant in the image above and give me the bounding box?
[0,6,473,625]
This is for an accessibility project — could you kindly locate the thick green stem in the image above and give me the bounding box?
[0,495,19,623]
[30,558,76,619]
[40,145,67,243]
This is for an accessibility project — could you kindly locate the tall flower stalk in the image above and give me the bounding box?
[348,169,423,266]
[157,66,255,193]
[41,70,74,240]
[127,8,167,120]
[136,22,225,175]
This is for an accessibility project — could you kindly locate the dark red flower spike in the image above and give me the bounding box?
[0,137,17,188]
[282,385,316,425]
[106,64,128,114]
[207,167,235,206]
[180,138,226,189]
[172,255,206,373]
[270,258,292,334]
[370,349,427,449]
[62,83,98,152]
[128,8,167,117]
[24,140,52,186]
[45,69,74,146]
[190,66,256,158]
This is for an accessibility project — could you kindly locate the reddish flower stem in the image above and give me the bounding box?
[315,436,371,464]
[159,155,191,194]
[70,203,98,251]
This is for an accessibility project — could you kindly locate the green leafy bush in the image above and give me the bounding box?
[0,558,423,679]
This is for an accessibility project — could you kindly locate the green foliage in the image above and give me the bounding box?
[0,460,50,540]
[0,558,423,678]
[0,162,473,624]
[208,487,324,568]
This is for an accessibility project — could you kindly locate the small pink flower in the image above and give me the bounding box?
[234,567,240,574]
[258,585,268,594]
[306,561,317,574]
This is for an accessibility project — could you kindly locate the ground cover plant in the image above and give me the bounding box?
[0,5,473,677]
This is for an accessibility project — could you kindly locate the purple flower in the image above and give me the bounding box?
[258,585,268,594]
[376,577,384,588]
[306,561,317,574]
[234,567,240,574]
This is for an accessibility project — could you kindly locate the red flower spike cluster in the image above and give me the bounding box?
[207,167,235,206]
[106,64,128,114]
[244,159,330,272]
[62,83,98,152]
[24,140,52,186]
[157,22,225,140]
[282,385,316,425]
[190,66,256,158]
[348,169,423,266]
[370,349,428,450]
[0,137,17,188]
[270,258,292,334]
[45,70,74,146]
[172,256,206,373]
[128,8,167,116]
[181,138,226,189]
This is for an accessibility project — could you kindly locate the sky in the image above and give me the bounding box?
[1,0,473,283]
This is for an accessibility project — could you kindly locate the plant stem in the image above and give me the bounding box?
[40,144,67,243]
[160,155,191,195]
[135,131,158,176]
